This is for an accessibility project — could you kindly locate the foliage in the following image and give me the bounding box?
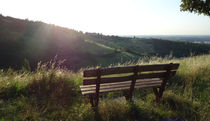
[21,59,31,72]
[180,0,210,16]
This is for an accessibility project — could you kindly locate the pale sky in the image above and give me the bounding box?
[0,0,210,35]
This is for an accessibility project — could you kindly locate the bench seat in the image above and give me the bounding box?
[80,78,162,95]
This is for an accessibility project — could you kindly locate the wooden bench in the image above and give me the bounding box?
[80,63,179,107]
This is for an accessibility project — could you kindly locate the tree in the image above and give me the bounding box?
[180,0,210,16]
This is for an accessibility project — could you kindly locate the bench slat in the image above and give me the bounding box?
[81,78,161,89]
[134,84,161,89]
[81,81,162,92]
[83,75,133,85]
[84,66,134,77]
[82,86,130,95]
[138,64,179,72]
[81,79,162,93]
[80,81,132,89]
[84,63,179,77]
[136,71,176,79]
[83,71,176,85]
[81,83,131,92]
[82,83,161,95]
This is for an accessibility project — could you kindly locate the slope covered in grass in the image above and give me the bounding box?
[0,55,209,121]
[1,14,210,70]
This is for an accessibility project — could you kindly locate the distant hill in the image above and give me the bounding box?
[125,35,210,44]
[0,14,210,70]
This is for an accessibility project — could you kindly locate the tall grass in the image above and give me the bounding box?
[0,54,209,121]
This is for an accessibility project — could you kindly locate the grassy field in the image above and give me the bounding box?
[0,54,209,121]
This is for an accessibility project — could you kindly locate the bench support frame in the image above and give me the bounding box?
[153,63,172,102]
[126,66,138,101]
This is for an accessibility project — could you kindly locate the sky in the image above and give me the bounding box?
[0,0,210,35]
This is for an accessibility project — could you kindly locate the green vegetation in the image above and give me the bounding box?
[1,15,210,70]
[180,0,210,16]
[0,55,209,121]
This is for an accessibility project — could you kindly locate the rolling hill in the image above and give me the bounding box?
[0,14,210,70]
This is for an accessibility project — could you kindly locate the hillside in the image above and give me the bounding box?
[0,14,210,70]
[0,55,209,121]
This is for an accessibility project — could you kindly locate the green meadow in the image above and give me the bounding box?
[0,54,209,121]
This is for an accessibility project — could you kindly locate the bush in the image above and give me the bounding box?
[27,72,79,106]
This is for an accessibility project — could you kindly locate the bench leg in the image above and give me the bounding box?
[159,86,165,98]
[95,95,99,107]
[123,91,128,101]
[125,95,129,101]
[153,88,161,103]
[89,94,99,108]
[127,94,133,102]
[89,95,101,121]
[123,91,132,101]
[89,95,95,107]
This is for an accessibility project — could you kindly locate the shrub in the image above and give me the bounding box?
[27,72,79,106]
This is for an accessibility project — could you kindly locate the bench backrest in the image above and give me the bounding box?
[83,63,179,85]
